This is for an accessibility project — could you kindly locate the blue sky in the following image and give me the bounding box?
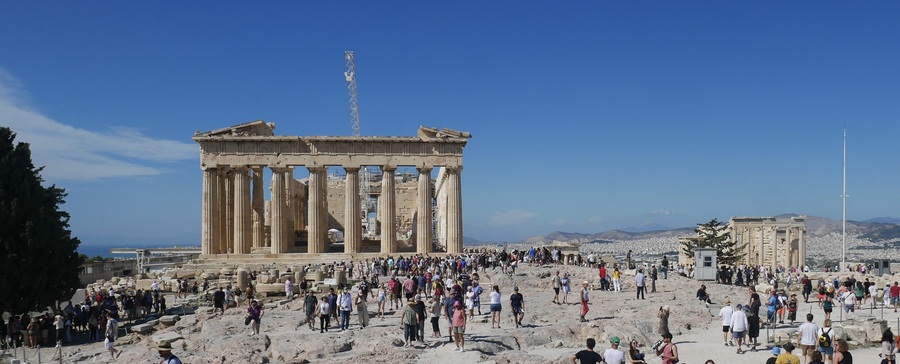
[1,2,898,245]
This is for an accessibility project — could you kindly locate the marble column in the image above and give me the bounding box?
[798,228,805,269]
[308,166,326,254]
[756,226,764,266]
[201,167,219,255]
[446,166,463,254]
[251,167,265,248]
[270,167,288,254]
[232,167,252,255]
[786,226,794,268]
[344,167,361,254]
[284,168,296,247]
[416,167,433,254]
[380,166,397,254]
[217,168,232,255]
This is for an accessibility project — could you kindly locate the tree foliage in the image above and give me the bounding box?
[0,127,83,314]
[680,218,747,266]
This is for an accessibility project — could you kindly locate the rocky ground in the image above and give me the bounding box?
[3,263,897,364]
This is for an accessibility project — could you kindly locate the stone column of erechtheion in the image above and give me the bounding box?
[270,167,288,254]
[201,167,219,255]
[786,226,794,268]
[416,167,433,254]
[380,166,397,254]
[797,227,805,268]
[308,166,326,254]
[232,166,252,255]
[446,166,463,254]
[344,167,361,254]
[251,167,265,249]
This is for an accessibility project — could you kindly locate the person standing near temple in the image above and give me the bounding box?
[650,265,658,293]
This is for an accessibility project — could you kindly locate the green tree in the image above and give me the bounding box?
[0,127,83,315]
[680,218,747,266]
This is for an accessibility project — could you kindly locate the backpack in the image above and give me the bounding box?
[819,328,832,348]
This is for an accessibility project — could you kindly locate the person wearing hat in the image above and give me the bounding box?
[719,299,734,346]
[510,286,525,328]
[766,346,781,364]
[580,281,591,322]
[451,300,467,351]
[655,333,678,364]
[603,336,626,364]
[157,341,182,364]
[776,342,800,364]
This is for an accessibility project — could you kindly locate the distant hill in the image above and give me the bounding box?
[519,215,900,244]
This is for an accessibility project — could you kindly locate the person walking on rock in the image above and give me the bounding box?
[303,291,318,330]
[650,265,658,293]
[561,273,572,304]
[510,286,525,328]
[451,300,467,352]
[719,299,734,346]
[580,281,591,322]
[317,296,331,333]
[552,271,562,304]
[612,268,622,292]
[730,304,748,354]
[490,285,502,328]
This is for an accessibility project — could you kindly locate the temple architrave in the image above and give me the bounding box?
[678,216,806,269]
[193,121,471,262]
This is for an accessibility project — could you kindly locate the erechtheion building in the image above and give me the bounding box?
[678,216,806,269]
[728,216,806,269]
[193,121,471,261]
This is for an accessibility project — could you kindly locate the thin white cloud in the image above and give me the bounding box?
[0,70,196,181]
[651,209,675,216]
[490,209,536,226]
[587,216,605,224]
[552,218,567,226]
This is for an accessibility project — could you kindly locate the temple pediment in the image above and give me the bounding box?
[195,120,276,137]
[418,126,472,141]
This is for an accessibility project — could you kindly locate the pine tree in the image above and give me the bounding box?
[680,218,747,266]
[0,127,83,315]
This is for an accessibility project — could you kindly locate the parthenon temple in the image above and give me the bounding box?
[193,121,471,261]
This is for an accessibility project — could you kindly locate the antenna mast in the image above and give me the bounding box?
[841,128,847,271]
[345,51,373,234]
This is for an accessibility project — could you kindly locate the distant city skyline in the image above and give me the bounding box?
[2,2,899,245]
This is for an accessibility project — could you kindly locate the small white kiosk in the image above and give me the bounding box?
[693,248,718,281]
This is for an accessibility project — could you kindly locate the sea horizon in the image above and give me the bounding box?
[77,243,200,259]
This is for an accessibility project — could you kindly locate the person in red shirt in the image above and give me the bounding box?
[598,266,609,291]
[890,282,900,313]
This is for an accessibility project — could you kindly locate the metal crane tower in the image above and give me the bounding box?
[345,51,374,235]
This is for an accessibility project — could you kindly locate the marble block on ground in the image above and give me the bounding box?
[159,315,180,326]
[152,332,183,344]
[132,323,155,334]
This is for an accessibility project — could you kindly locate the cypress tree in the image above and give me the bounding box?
[0,127,83,315]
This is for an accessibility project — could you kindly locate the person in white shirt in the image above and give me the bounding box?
[796,313,819,364]
[718,299,734,346]
[603,336,626,364]
[729,304,749,354]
